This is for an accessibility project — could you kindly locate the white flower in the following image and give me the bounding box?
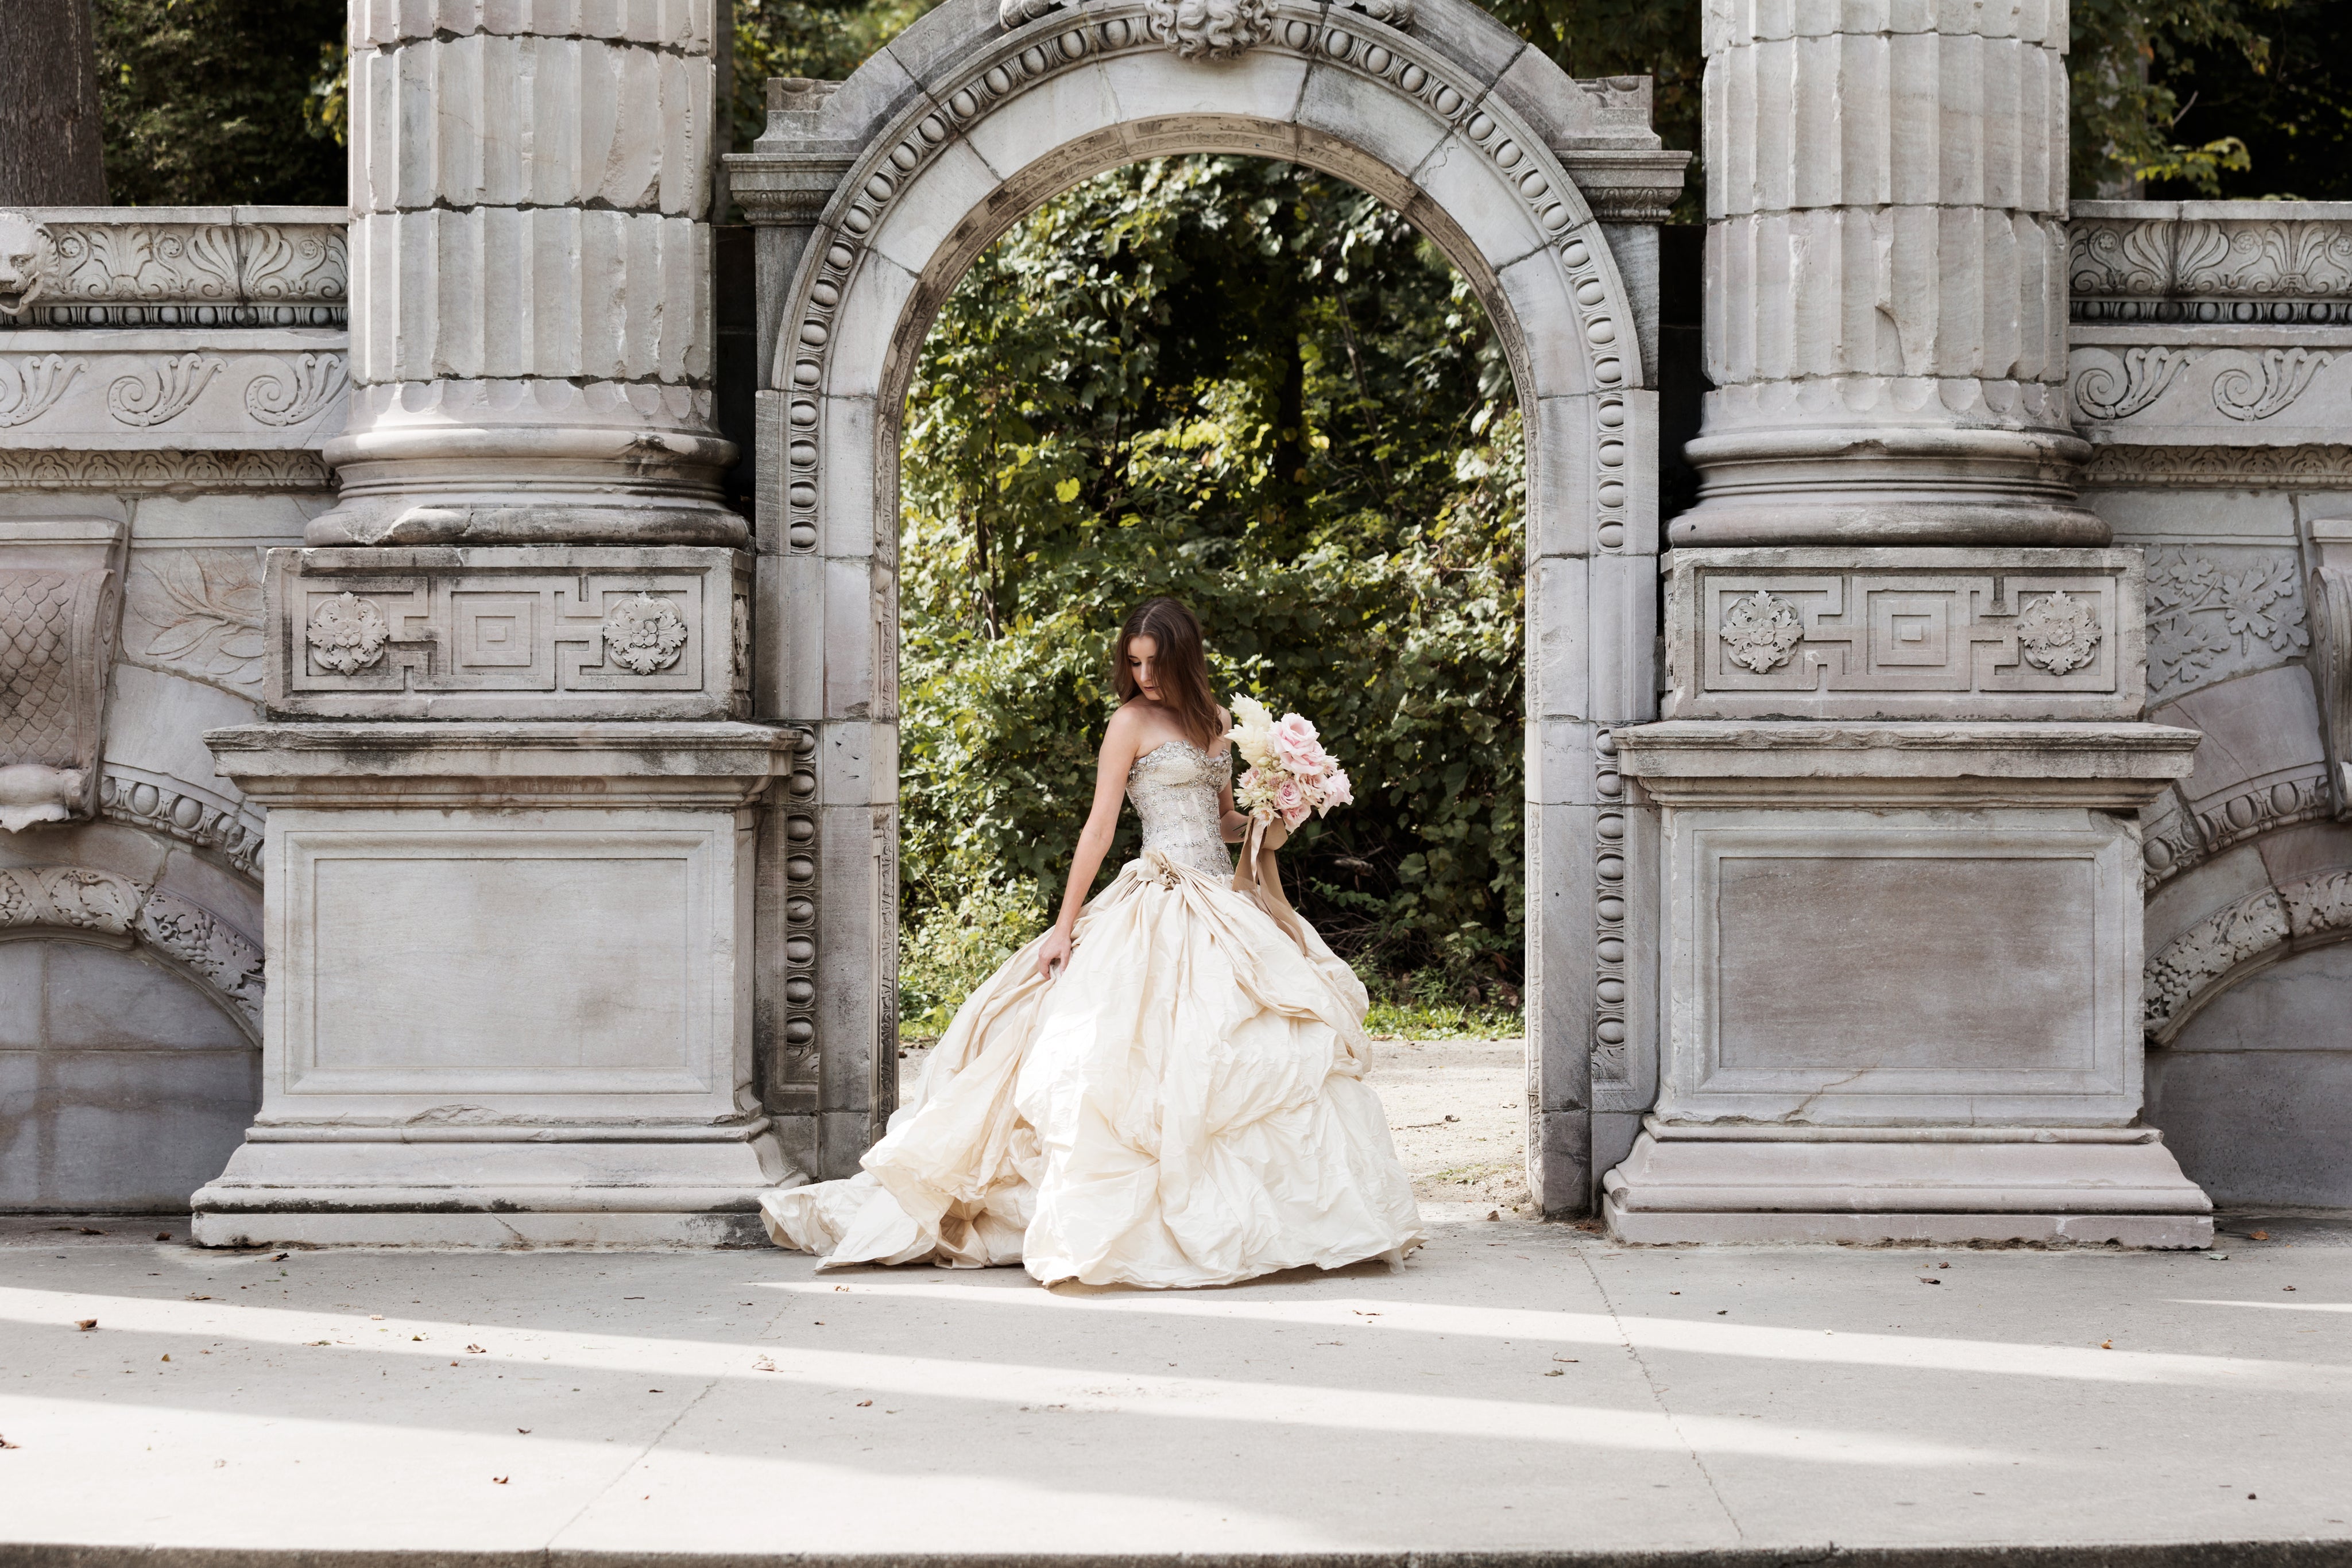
[1229,695,1276,768]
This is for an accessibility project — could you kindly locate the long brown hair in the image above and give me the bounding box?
[1114,597,1222,749]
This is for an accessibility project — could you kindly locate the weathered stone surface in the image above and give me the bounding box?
[0,516,126,831]
[1662,547,2148,721]
[261,546,752,721]
[314,0,737,548]
[191,721,797,1246]
[1603,1125,2212,1248]
[1678,0,2097,547]
[1616,719,2200,806]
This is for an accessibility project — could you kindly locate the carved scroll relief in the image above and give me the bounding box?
[0,517,128,831]
[0,865,262,1032]
[266,546,754,721]
[2310,522,2352,820]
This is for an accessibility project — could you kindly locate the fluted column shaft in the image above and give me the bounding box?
[1678,0,2104,546]
[314,0,741,546]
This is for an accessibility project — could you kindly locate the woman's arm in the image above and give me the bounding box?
[1034,711,1142,981]
[1218,773,1247,844]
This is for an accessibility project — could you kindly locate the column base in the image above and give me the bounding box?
[190,1130,800,1249]
[1601,1125,2214,1248]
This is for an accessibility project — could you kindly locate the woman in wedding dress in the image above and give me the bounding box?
[761,597,1423,1288]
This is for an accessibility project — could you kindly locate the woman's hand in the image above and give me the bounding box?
[1035,925,1074,984]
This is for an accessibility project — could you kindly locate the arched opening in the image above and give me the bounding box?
[746,0,1662,1214]
[890,152,1533,1210]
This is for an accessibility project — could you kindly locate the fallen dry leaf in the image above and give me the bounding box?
[0,1435,17,1449]
[271,1253,288,1261]
[184,1295,211,1302]
[75,1319,96,1331]
[1486,1209,1500,1221]
[856,1399,873,1407]
[78,1228,105,1236]
[493,1476,508,1485]
[160,1355,170,1363]
[1919,1277,1942,1285]
[753,1357,779,1372]
[517,1428,531,1434]
[369,1315,383,1321]
[154,1233,172,1242]
[2251,1229,2271,1241]
[2285,1286,2298,1292]
[2100,1339,2114,1349]
[465,1345,486,1354]
[1543,1369,1564,1377]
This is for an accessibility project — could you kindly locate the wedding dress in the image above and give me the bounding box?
[761,737,1423,1288]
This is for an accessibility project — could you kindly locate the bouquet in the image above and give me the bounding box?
[1229,696,1353,830]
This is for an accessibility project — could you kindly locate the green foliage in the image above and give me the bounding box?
[898,879,1049,1033]
[94,0,346,205]
[2147,0,2352,199]
[896,156,1527,1022]
[2071,0,2289,196]
[728,0,939,149]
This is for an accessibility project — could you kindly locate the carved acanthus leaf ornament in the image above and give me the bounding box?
[306,592,390,676]
[1718,590,1804,674]
[602,593,690,675]
[2015,590,2103,676]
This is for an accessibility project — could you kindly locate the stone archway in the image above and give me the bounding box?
[729,0,1679,1210]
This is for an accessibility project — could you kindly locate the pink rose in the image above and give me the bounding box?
[1274,777,1306,815]
[1270,714,1319,758]
[1320,768,1353,809]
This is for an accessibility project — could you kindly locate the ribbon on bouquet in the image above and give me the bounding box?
[1231,814,1311,954]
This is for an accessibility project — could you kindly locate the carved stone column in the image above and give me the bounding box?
[311,2,738,547]
[194,2,794,1244]
[1606,0,2214,1244]
[1677,0,2103,547]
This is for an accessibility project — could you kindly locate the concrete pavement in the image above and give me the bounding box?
[1,1207,2348,1564]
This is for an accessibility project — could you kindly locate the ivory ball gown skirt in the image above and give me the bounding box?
[760,851,1424,1288]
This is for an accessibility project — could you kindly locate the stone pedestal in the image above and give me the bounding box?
[1608,713,2211,1247]
[189,721,796,1247]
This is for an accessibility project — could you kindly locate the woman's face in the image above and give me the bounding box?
[1127,634,1162,702]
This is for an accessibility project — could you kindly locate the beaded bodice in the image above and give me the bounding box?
[1128,738,1233,878]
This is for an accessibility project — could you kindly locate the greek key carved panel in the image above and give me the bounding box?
[1664,549,2145,721]
[264,546,754,719]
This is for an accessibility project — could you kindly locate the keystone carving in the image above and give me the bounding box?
[1144,0,1278,59]
[305,592,390,676]
[602,592,691,675]
[1717,590,1804,674]
[2014,590,2103,676]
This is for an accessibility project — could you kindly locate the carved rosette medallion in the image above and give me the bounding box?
[1718,590,1804,674]
[305,592,390,676]
[1142,0,1276,59]
[601,593,690,676]
[2015,590,2103,676]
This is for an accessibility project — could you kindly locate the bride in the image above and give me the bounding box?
[761,597,1423,1287]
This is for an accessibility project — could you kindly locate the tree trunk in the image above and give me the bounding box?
[0,0,109,206]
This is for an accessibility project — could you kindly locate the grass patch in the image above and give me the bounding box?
[1364,1000,1523,1040]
